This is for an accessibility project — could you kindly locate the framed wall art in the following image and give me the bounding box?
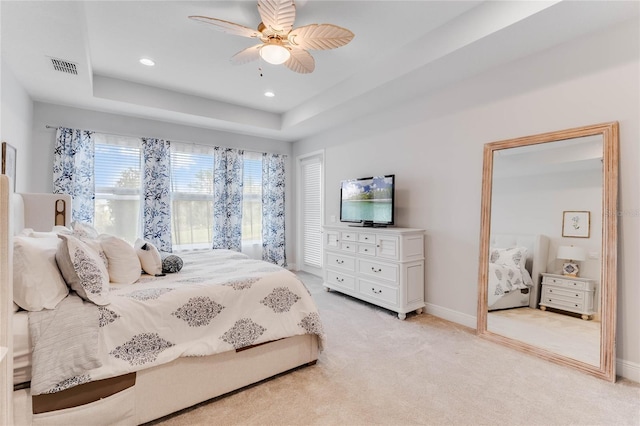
[562,210,590,238]
[1,142,16,191]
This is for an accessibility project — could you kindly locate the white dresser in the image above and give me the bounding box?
[323,226,425,320]
[539,273,596,320]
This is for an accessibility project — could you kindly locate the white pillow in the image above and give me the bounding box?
[134,238,163,276]
[56,234,110,305]
[99,234,141,284]
[13,236,68,311]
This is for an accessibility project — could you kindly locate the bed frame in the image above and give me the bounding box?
[0,179,319,425]
[488,234,550,311]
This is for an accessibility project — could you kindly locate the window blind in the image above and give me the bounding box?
[93,134,141,243]
[242,151,262,243]
[301,158,322,268]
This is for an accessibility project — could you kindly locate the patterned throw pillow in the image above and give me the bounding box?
[56,234,110,305]
[161,253,183,273]
[489,246,532,286]
[489,246,528,269]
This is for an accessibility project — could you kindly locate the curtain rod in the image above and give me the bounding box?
[44,125,286,158]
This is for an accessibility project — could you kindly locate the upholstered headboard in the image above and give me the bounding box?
[490,234,550,308]
[12,192,72,234]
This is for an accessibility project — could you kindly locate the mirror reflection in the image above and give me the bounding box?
[486,135,603,366]
[477,122,618,381]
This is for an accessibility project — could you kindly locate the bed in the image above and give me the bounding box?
[0,176,322,425]
[488,234,549,311]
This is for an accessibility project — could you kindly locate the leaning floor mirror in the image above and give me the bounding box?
[477,122,618,382]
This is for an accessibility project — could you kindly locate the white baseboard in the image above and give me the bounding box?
[617,358,640,383]
[425,302,639,383]
[424,302,476,329]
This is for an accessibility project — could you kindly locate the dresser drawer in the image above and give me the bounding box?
[358,279,397,305]
[543,286,584,301]
[340,241,356,252]
[358,232,376,244]
[326,253,356,272]
[340,231,357,242]
[358,259,398,283]
[542,276,586,290]
[326,271,356,291]
[542,297,584,312]
[357,244,376,256]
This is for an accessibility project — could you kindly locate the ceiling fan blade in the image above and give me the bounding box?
[257,0,296,36]
[231,44,263,65]
[188,15,261,38]
[284,48,315,74]
[288,24,354,50]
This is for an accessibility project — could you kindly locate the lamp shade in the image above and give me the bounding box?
[557,245,586,261]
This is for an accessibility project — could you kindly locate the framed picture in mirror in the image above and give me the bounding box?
[1,142,16,191]
[562,211,590,238]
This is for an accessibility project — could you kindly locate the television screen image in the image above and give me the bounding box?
[340,175,394,226]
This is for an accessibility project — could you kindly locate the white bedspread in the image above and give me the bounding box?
[487,263,530,307]
[30,250,325,395]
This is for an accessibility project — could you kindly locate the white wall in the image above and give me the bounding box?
[30,103,297,265]
[293,19,640,378]
[492,169,602,281]
[1,60,34,192]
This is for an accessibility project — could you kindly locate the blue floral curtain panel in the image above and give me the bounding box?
[141,138,172,252]
[262,153,286,266]
[53,127,95,223]
[212,147,244,251]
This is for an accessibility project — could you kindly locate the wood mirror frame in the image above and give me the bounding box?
[476,122,619,382]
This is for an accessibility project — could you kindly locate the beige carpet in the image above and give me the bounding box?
[152,272,640,426]
[488,307,600,366]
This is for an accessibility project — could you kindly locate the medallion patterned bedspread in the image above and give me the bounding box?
[29,250,325,395]
[487,263,530,307]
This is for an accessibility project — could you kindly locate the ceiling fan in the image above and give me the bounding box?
[189,0,354,74]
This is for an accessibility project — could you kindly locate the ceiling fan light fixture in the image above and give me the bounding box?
[260,43,290,65]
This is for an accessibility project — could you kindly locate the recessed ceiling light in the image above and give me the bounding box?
[264,91,275,98]
[139,58,155,67]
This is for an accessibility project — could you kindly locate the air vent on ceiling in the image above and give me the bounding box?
[50,57,78,75]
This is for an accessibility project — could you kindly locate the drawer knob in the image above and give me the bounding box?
[372,288,382,294]
[337,277,344,283]
[346,245,350,249]
[371,267,382,273]
[549,289,553,293]
[363,248,369,252]
[336,259,344,264]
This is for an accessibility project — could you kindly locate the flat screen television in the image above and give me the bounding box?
[340,175,395,227]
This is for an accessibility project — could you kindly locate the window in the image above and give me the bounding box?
[93,134,141,244]
[242,151,263,245]
[170,143,215,250]
[93,135,267,256]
